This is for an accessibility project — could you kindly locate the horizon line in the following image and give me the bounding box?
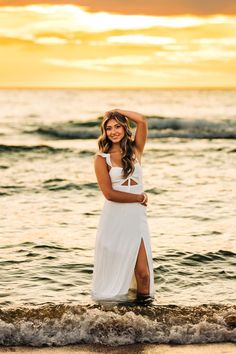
[0,86,236,90]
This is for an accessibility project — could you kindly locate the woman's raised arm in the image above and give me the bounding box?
[106,109,148,154]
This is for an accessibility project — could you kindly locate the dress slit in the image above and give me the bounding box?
[129,235,150,293]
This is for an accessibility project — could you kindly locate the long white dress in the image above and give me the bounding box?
[91,152,155,301]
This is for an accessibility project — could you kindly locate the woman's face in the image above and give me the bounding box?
[105,118,125,143]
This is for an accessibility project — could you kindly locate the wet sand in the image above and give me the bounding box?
[0,343,235,353]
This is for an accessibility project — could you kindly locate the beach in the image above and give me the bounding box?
[0,343,236,353]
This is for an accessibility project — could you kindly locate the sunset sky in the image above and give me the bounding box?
[0,1,236,88]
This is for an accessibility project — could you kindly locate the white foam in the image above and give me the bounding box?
[0,307,235,347]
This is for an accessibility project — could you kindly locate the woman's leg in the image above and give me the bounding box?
[134,238,150,295]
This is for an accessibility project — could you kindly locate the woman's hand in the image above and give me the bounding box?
[140,192,148,206]
[104,109,121,118]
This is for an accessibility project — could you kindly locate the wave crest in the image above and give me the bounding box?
[30,117,236,140]
[0,303,235,346]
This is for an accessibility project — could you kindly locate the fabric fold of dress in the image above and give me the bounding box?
[91,152,155,301]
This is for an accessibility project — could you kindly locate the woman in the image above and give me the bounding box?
[91,109,155,302]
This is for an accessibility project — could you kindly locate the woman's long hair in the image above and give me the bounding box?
[98,111,136,178]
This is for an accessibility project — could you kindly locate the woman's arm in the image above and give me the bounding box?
[94,155,147,204]
[108,109,148,154]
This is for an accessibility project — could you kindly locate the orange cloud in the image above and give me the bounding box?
[0,4,235,88]
[0,0,236,15]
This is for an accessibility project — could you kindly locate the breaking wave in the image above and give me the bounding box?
[0,144,71,154]
[0,303,235,346]
[28,117,236,140]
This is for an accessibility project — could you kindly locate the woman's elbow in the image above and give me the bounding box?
[139,115,147,125]
[104,190,113,201]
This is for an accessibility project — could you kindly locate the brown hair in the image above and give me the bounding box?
[98,112,136,178]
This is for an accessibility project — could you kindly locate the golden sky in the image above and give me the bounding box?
[0,1,236,88]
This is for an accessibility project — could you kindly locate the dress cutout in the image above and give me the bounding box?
[91,152,155,301]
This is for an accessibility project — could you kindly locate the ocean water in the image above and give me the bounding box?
[0,89,235,346]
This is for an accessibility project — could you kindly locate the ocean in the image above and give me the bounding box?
[0,88,235,346]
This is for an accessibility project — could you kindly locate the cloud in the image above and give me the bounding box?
[107,35,176,46]
[0,2,235,88]
[0,5,210,34]
[155,48,236,65]
[35,36,68,45]
[1,4,222,47]
[0,1,236,15]
[44,55,151,72]
[1,5,235,52]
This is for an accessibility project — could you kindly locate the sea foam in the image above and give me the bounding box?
[0,303,235,346]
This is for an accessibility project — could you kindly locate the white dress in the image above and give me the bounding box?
[91,152,155,301]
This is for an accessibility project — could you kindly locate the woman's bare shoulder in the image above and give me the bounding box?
[94,151,105,159]
[94,152,110,175]
[94,152,108,165]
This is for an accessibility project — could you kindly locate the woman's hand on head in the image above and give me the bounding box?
[104,109,121,117]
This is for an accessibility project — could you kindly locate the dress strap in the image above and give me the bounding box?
[96,152,113,167]
[106,154,113,167]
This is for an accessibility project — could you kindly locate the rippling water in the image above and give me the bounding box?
[0,89,235,346]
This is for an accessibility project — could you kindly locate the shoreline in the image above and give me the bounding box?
[0,343,235,353]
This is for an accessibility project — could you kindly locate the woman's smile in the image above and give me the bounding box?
[105,118,125,141]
